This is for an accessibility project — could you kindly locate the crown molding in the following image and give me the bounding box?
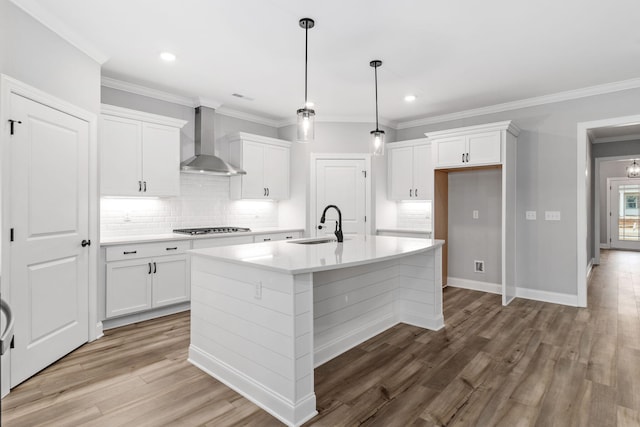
[101,104,188,128]
[592,133,640,144]
[397,77,640,129]
[10,0,109,64]
[215,106,281,127]
[101,76,196,107]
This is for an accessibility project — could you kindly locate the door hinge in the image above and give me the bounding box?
[362,170,367,178]
[8,119,22,135]
[610,212,612,216]
[364,216,367,222]
[10,228,14,242]
[610,238,612,243]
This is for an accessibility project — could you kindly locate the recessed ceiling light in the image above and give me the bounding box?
[404,95,417,102]
[160,52,176,62]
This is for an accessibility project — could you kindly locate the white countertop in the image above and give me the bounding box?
[190,235,444,275]
[100,228,304,246]
[376,227,432,234]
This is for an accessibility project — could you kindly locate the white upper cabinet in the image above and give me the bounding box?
[228,132,291,200]
[100,105,187,197]
[387,139,432,201]
[429,122,519,169]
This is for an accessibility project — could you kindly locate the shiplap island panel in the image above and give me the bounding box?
[188,235,444,427]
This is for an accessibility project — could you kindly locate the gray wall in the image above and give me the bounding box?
[101,87,278,162]
[277,122,396,234]
[397,88,640,295]
[0,0,101,113]
[448,169,502,284]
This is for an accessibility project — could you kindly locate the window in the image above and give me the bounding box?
[626,194,638,210]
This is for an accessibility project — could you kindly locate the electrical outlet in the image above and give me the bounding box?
[526,211,536,220]
[474,260,485,273]
[254,282,262,300]
[472,210,479,219]
[545,211,561,221]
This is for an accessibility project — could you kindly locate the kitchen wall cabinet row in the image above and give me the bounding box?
[101,231,301,321]
[228,132,291,200]
[100,105,187,197]
[387,139,432,201]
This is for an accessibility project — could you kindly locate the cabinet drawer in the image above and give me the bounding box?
[106,240,190,261]
[255,232,301,242]
[191,235,254,249]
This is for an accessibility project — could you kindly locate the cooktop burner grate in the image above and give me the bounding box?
[172,227,251,235]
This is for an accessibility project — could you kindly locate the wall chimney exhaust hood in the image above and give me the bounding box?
[180,106,246,175]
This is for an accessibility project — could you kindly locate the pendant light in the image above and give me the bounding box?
[627,159,640,178]
[297,18,315,142]
[370,60,385,156]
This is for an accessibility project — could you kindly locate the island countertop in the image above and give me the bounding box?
[189,234,444,275]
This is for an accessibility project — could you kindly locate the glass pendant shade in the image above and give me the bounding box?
[371,129,385,156]
[297,107,315,143]
[628,159,640,178]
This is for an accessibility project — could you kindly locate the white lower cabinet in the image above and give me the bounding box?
[106,259,152,318]
[106,254,189,318]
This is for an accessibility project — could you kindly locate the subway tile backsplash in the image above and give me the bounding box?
[397,201,432,229]
[100,173,278,238]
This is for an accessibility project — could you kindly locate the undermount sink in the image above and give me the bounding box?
[287,237,348,245]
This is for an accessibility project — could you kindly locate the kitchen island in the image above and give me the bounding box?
[188,235,444,426]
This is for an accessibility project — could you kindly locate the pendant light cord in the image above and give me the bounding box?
[304,24,308,105]
[374,64,379,131]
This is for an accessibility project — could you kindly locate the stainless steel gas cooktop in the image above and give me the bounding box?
[172,227,251,235]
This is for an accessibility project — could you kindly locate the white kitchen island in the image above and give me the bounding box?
[188,235,444,426]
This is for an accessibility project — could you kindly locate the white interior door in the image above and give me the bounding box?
[9,93,90,387]
[315,159,366,237]
[610,180,640,250]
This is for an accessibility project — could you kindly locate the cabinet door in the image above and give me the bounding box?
[240,141,266,199]
[106,259,152,318]
[388,146,414,200]
[413,144,432,200]
[142,123,180,196]
[433,136,466,168]
[467,131,501,166]
[263,145,290,200]
[100,115,143,196]
[152,255,190,307]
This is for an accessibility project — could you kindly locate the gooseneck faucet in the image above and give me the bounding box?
[318,205,343,242]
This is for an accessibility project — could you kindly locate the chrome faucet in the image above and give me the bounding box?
[318,205,343,242]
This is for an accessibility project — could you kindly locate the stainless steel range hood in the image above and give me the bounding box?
[180,106,246,175]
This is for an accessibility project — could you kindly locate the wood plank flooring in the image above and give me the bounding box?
[2,249,639,426]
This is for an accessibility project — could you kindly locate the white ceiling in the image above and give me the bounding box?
[16,0,640,124]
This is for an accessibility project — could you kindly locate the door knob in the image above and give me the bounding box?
[81,239,91,247]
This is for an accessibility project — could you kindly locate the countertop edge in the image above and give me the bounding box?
[376,228,432,234]
[100,228,305,246]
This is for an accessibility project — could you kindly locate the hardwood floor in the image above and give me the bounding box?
[2,249,639,426]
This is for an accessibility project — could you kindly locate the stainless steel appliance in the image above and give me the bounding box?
[173,227,251,236]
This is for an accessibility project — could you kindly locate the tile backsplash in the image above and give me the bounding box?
[100,173,278,237]
[397,201,432,229]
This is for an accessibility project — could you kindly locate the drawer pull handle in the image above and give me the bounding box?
[285,236,293,239]
[166,247,178,251]
[123,251,137,255]
[263,238,271,241]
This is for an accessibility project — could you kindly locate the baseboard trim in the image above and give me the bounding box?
[447,277,502,295]
[599,243,610,249]
[94,321,104,340]
[314,313,397,368]
[515,287,578,307]
[102,302,190,330]
[587,259,594,281]
[189,345,317,427]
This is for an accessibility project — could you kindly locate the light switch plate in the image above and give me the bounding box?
[473,210,479,219]
[545,211,561,221]
[526,211,536,220]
